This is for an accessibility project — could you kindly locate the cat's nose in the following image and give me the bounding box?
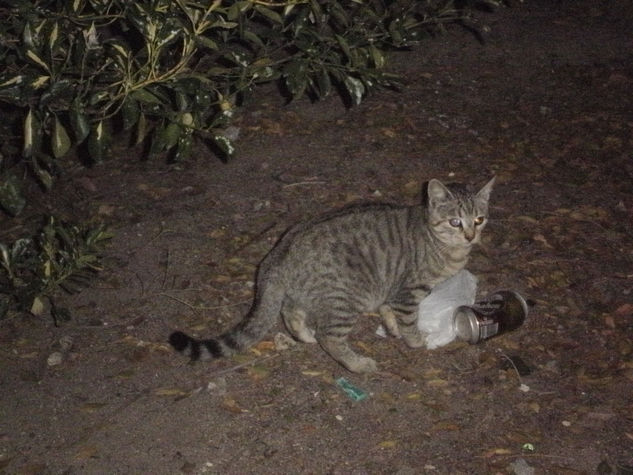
[465,231,475,242]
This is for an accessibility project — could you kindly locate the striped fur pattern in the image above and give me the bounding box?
[169,177,495,372]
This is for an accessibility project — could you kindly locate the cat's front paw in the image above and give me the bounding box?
[401,330,425,348]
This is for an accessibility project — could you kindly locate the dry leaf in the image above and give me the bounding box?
[354,341,375,355]
[255,340,276,352]
[222,397,249,414]
[426,378,449,387]
[568,205,609,221]
[406,393,422,400]
[248,347,262,357]
[301,370,324,377]
[246,365,269,381]
[391,367,418,382]
[97,204,116,216]
[484,448,512,457]
[432,421,460,431]
[422,368,443,378]
[116,368,136,379]
[381,127,397,138]
[517,215,539,224]
[155,388,189,397]
[615,303,633,317]
[378,440,397,449]
[208,228,227,239]
[74,446,98,460]
[79,402,107,413]
[532,233,553,248]
[403,180,421,197]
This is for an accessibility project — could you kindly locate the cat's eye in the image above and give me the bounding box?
[474,216,485,226]
[449,218,462,228]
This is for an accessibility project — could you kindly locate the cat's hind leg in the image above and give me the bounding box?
[386,288,427,348]
[281,298,317,343]
[316,315,377,373]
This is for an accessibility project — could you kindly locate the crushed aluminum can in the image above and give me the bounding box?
[453,290,528,344]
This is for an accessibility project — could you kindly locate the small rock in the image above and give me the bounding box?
[59,335,74,352]
[508,458,535,475]
[207,377,227,395]
[222,126,241,141]
[273,332,296,351]
[253,200,271,211]
[543,359,561,374]
[47,352,63,367]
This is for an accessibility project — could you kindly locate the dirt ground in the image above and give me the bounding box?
[2,0,633,473]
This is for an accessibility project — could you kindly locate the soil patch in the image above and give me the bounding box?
[1,1,633,473]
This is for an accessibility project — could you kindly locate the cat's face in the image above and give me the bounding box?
[426,177,495,248]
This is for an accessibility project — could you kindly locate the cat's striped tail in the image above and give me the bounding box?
[168,330,237,361]
[169,279,284,361]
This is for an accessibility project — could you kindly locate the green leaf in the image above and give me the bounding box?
[23,23,35,49]
[369,45,385,68]
[121,97,140,130]
[212,134,235,159]
[317,69,332,98]
[284,61,308,100]
[196,36,218,51]
[51,304,72,322]
[344,76,365,105]
[163,122,181,150]
[130,88,163,105]
[49,22,59,53]
[335,34,352,62]
[156,19,183,49]
[241,30,264,49]
[25,50,50,73]
[10,238,32,262]
[149,124,168,155]
[255,5,284,24]
[172,132,193,162]
[87,121,108,163]
[52,116,71,158]
[0,174,26,216]
[70,104,90,143]
[23,109,41,158]
[0,295,11,319]
[31,155,54,191]
[135,113,147,145]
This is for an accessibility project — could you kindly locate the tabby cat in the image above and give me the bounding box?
[170,177,495,372]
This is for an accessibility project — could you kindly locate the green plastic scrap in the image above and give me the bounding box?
[336,377,368,401]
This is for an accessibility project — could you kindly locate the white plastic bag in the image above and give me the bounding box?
[417,270,478,349]
[376,269,478,349]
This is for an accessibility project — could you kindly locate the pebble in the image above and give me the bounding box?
[47,352,63,366]
[509,458,535,475]
[273,332,296,351]
[59,335,74,352]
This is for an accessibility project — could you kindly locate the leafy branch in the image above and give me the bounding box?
[0,0,504,216]
[0,217,112,320]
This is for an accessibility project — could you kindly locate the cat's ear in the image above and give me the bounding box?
[427,179,454,205]
[476,176,496,202]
